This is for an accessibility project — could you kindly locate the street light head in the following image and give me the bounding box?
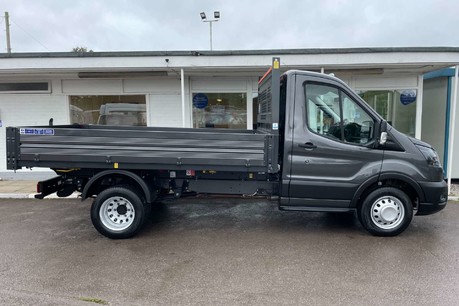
[200,11,221,50]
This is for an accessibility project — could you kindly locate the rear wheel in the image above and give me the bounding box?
[358,187,413,236]
[91,186,146,239]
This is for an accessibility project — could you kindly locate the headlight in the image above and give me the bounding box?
[416,145,441,167]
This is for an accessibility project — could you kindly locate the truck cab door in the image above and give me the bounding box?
[285,74,384,209]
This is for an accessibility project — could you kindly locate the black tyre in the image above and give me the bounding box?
[91,186,146,239]
[144,202,152,219]
[358,187,413,236]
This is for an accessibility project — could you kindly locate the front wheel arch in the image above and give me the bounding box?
[351,173,423,210]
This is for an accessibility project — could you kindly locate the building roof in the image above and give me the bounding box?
[1,47,459,58]
[1,47,459,77]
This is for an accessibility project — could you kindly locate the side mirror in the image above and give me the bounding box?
[380,120,387,133]
[379,121,388,146]
[379,132,388,146]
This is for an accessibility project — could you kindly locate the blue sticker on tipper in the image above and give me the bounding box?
[20,128,54,135]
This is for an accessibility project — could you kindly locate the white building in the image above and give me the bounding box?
[1,47,458,176]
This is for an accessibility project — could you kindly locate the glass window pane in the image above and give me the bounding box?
[70,95,146,126]
[342,93,375,144]
[0,82,49,92]
[358,90,416,137]
[306,84,375,145]
[192,93,247,129]
[393,90,416,137]
[305,83,341,140]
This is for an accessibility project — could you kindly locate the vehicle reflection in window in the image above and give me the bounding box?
[70,95,147,126]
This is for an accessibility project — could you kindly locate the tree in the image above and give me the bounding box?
[71,46,93,53]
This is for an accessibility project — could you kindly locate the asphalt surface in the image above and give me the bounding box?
[0,198,458,306]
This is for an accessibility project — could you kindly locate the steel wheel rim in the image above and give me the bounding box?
[371,196,405,230]
[99,196,135,231]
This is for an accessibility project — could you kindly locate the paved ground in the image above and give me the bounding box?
[0,171,54,198]
[0,197,458,305]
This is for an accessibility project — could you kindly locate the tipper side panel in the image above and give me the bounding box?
[10,125,270,173]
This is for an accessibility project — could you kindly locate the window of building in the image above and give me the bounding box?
[192,93,247,129]
[358,90,417,137]
[69,95,146,126]
[305,83,375,145]
[0,82,50,93]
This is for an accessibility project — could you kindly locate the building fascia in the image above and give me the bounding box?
[0,48,459,76]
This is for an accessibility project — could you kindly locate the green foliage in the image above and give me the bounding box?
[72,46,94,53]
[78,296,108,305]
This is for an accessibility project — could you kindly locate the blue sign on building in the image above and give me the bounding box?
[193,93,209,109]
[400,90,417,105]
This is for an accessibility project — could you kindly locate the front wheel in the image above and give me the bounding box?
[358,187,413,236]
[91,186,146,239]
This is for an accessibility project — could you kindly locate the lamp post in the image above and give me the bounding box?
[200,11,220,50]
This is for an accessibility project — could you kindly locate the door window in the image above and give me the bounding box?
[305,83,375,145]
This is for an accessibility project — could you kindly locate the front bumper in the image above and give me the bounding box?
[416,180,448,215]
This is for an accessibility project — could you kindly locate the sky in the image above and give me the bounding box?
[1,0,458,53]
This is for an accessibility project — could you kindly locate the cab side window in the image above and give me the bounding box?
[305,83,375,145]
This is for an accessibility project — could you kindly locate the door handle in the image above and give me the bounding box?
[298,142,317,150]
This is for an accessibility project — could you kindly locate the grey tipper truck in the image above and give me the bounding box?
[6,58,448,239]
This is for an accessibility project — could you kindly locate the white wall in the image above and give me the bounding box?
[62,79,123,93]
[122,77,188,127]
[0,92,68,171]
[191,77,249,92]
[352,75,418,90]
[149,94,184,127]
